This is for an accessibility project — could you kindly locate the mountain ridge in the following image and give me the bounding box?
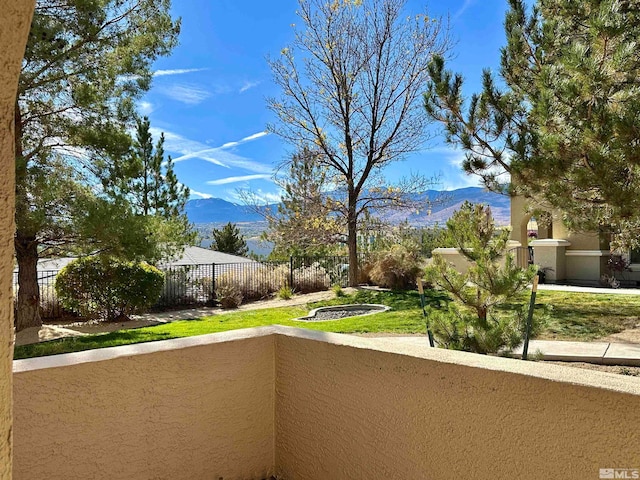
[185,187,511,225]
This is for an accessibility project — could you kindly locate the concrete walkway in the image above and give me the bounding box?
[359,337,640,367]
[510,340,640,366]
[538,284,640,295]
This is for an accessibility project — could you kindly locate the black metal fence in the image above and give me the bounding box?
[157,256,351,307]
[13,256,353,319]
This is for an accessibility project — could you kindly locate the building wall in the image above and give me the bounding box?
[431,242,524,276]
[511,196,612,282]
[12,327,640,480]
[13,332,276,480]
[0,3,36,479]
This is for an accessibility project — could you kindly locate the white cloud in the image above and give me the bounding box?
[153,68,207,77]
[434,146,508,190]
[154,128,273,174]
[239,80,261,93]
[206,174,272,186]
[227,188,282,205]
[453,0,476,20]
[220,131,268,149]
[189,189,213,199]
[441,172,483,191]
[158,84,211,105]
[240,131,268,142]
[138,101,154,116]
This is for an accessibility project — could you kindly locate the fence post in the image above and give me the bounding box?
[289,256,294,288]
[211,263,216,303]
[522,275,539,361]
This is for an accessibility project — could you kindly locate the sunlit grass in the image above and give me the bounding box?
[14,288,640,359]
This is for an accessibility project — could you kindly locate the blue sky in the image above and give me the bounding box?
[141,0,510,203]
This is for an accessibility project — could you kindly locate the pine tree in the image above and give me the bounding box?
[425,202,537,353]
[105,116,192,229]
[14,0,180,331]
[424,0,640,250]
[211,223,249,257]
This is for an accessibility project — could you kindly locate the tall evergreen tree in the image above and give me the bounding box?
[103,116,194,252]
[108,117,190,218]
[14,0,180,331]
[211,223,249,257]
[424,0,640,249]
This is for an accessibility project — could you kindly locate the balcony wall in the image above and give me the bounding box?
[13,326,640,480]
[13,330,276,480]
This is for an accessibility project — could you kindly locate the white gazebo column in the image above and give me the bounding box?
[529,239,571,282]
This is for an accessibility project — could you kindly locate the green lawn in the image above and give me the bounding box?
[534,291,640,341]
[14,289,640,359]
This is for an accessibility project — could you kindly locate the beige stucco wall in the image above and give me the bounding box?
[0,2,36,479]
[431,247,473,273]
[13,331,276,480]
[275,329,640,480]
[432,242,523,275]
[565,231,602,251]
[511,196,612,283]
[565,252,610,283]
[510,194,529,244]
[12,327,640,479]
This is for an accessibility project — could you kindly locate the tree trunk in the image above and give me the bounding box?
[14,234,41,332]
[347,199,359,287]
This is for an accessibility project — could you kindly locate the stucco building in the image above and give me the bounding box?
[510,195,639,286]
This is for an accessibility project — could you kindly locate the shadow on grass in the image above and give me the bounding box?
[14,330,174,360]
[311,288,450,311]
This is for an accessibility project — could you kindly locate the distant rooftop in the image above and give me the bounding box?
[161,246,256,266]
[27,246,255,273]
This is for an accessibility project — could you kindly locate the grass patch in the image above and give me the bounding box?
[14,290,447,360]
[14,288,640,359]
[533,291,640,341]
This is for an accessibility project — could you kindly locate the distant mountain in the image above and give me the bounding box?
[396,187,511,226]
[185,187,510,226]
[185,198,276,223]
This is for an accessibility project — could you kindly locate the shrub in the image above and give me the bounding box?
[291,263,331,293]
[215,282,243,309]
[358,259,374,284]
[194,276,215,304]
[39,284,64,319]
[216,264,287,301]
[332,283,344,297]
[278,285,293,300]
[368,244,423,289]
[600,254,631,288]
[55,256,164,321]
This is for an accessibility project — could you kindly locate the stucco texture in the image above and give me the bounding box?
[12,327,640,479]
[0,2,35,479]
[275,332,640,480]
[13,335,275,480]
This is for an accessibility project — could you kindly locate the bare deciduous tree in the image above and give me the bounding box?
[268,0,451,285]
